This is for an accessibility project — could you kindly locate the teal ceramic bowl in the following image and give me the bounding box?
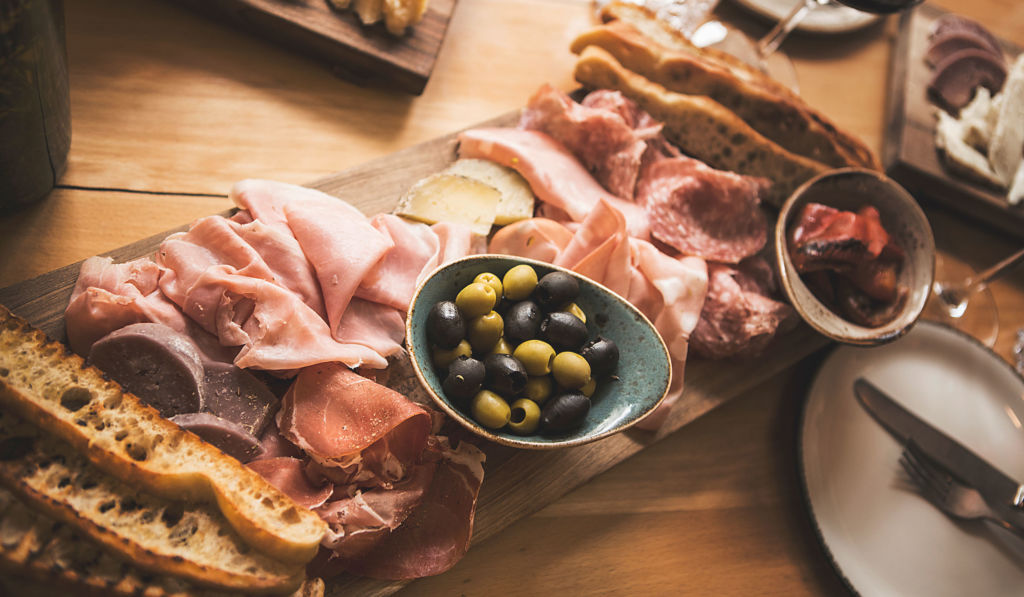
[406,254,671,450]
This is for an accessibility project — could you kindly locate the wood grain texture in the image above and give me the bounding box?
[884,4,1024,239]
[1,0,1024,594]
[166,0,457,94]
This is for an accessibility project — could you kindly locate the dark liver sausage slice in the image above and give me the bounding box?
[201,362,278,438]
[88,323,205,417]
[169,412,264,463]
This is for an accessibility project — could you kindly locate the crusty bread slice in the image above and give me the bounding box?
[573,45,830,206]
[570,22,875,170]
[0,487,324,597]
[0,408,305,593]
[0,305,327,565]
[596,0,881,172]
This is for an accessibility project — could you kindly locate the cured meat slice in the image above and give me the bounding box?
[64,256,190,356]
[488,217,574,262]
[312,456,437,564]
[357,214,440,312]
[689,259,795,360]
[277,363,432,486]
[788,203,891,271]
[171,413,264,463]
[334,298,406,358]
[636,155,770,263]
[283,197,395,342]
[554,199,633,298]
[342,439,486,580]
[519,84,652,199]
[248,457,334,510]
[457,127,651,240]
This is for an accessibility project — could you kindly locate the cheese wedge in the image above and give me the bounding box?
[394,173,500,235]
[444,159,536,225]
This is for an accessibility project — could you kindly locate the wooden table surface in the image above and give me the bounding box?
[1,0,1023,595]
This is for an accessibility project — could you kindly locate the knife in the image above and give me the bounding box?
[853,377,1024,524]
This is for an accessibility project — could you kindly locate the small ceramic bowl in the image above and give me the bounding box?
[406,254,671,449]
[774,168,935,346]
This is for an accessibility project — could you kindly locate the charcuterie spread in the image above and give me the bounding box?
[0,2,887,593]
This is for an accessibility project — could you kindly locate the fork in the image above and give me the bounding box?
[898,441,1024,539]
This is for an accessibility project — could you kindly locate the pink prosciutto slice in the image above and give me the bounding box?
[636,155,770,264]
[64,256,191,356]
[457,127,651,240]
[341,439,486,580]
[248,457,334,510]
[277,363,432,486]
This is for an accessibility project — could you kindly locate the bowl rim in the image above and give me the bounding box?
[405,253,672,450]
[773,167,936,346]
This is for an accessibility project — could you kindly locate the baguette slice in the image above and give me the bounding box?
[574,45,829,206]
[0,487,324,597]
[570,21,876,170]
[0,409,305,593]
[0,305,327,564]
[596,0,881,172]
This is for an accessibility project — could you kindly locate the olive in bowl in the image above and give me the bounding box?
[406,254,672,450]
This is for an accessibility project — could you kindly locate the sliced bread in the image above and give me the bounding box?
[0,408,306,593]
[0,486,324,597]
[573,45,830,206]
[570,21,877,170]
[595,0,881,172]
[0,305,327,565]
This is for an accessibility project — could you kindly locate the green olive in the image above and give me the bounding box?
[524,375,553,405]
[488,337,513,356]
[502,264,538,301]
[580,377,597,397]
[467,311,504,353]
[456,282,497,319]
[551,351,591,390]
[512,339,556,376]
[432,339,472,369]
[507,399,541,435]
[566,302,587,324]
[470,390,511,429]
[473,272,503,299]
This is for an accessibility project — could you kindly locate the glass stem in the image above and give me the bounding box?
[756,0,829,60]
[961,247,1024,296]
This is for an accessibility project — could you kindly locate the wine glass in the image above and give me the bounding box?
[921,247,1024,347]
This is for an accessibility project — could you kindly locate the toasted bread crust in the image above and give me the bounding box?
[0,305,326,565]
[574,45,830,206]
[594,1,881,172]
[0,409,306,593]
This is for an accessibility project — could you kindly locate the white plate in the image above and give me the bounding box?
[730,0,882,34]
[801,321,1024,596]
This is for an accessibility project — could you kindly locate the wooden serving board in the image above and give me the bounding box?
[883,4,1024,239]
[0,113,830,596]
[166,0,457,95]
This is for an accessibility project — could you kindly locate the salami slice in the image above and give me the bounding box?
[636,156,771,263]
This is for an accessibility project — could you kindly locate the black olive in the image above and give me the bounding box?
[540,392,590,432]
[427,300,465,349]
[539,311,588,352]
[534,271,579,310]
[442,356,485,407]
[483,353,528,398]
[580,336,619,377]
[504,300,542,343]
